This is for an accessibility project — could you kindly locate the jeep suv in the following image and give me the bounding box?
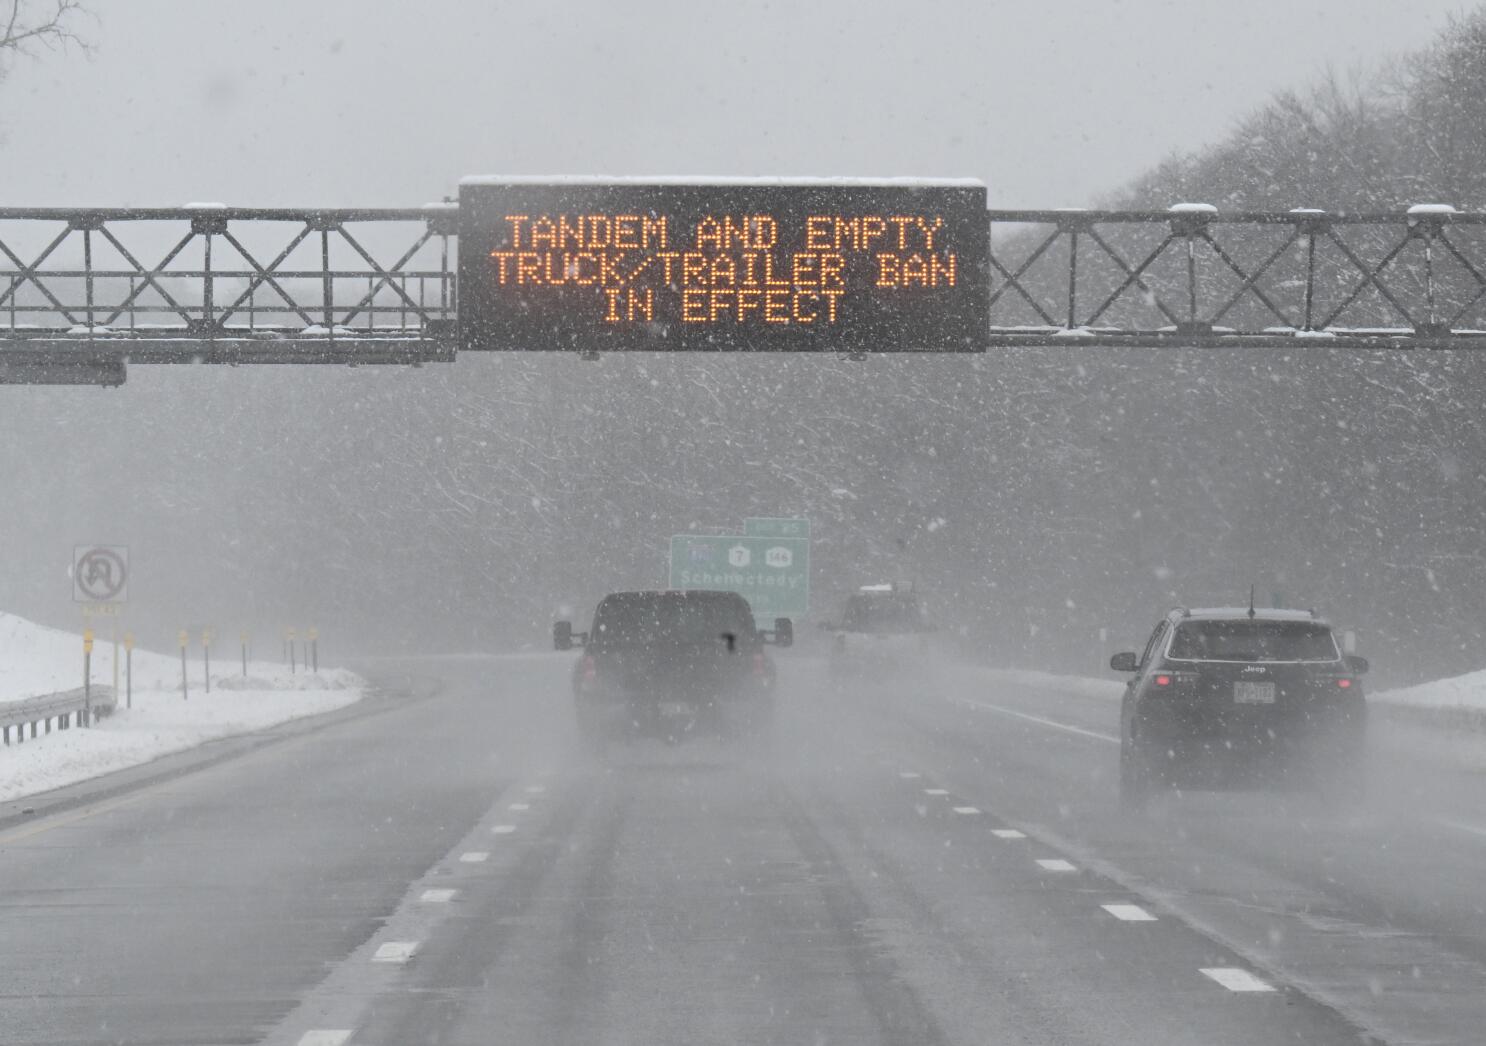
[1109,607,1368,808]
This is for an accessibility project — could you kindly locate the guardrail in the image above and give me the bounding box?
[0,686,117,745]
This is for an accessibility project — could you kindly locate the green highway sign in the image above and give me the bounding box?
[669,534,810,618]
[743,517,811,540]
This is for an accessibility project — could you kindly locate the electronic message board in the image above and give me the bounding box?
[458,178,988,353]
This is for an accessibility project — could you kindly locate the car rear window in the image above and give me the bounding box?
[592,592,754,647]
[841,595,923,633]
[1167,620,1340,662]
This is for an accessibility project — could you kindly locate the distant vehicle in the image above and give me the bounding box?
[553,590,791,748]
[1109,607,1368,809]
[822,584,931,679]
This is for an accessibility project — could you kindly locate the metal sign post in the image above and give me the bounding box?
[308,627,319,673]
[202,629,213,694]
[81,629,94,727]
[124,633,134,710]
[178,630,189,700]
[287,628,297,674]
[241,631,249,678]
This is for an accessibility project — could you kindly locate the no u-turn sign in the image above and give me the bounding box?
[72,545,129,604]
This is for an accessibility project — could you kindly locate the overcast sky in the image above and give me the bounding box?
[0,0,1473,208]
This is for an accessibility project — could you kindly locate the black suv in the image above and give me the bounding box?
[1109,608,1368,807]
[554,590,791,747]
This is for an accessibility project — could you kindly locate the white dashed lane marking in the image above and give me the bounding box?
[459,851,490,863]
[898,771,921,779]
[298,1033,352,1046]
[524,785,546,794]
[1201,967,1276,992]
[992,828,1026,839]
[372,941,419,964]
[1036,858,1078,872]
[508,802,530,811]
[491,824,517,835]
[420,889,457,903]
[952,806,981,815]
[1102,903,1157,922]
[923,788,949,796]
[953,697,1120,744]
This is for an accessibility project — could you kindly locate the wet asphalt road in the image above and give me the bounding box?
[1,652,1485,1044]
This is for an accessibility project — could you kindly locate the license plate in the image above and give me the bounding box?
[1233,681,1275,704]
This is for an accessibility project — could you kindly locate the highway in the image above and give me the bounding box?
[2,653,1486,1044]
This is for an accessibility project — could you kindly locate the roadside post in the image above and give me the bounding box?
[309,627,318,673]
[287,628,297,673]
[124,632,134,709]
[178,630,189,700]
[241,630,249,678]
[202,629,213,694]
[82,628,94,727]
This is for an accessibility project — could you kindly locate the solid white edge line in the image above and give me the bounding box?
[954,697,1120,744]
[420,888,457,903]
[298,1033,353,1046]
[1101,903,1157,922]
[992,829,1026,839]
[1036,858,1078,872]
[1200,967,1276,992]
[1431,815,1486,840]
[459,851,490,863]
[372,941,419,964]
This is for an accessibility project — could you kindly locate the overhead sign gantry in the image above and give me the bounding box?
[5,180,1486,385]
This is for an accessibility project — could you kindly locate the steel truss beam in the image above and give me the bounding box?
[986,208,1486,349]
[5,205,1486,384]
[0,206,457,384]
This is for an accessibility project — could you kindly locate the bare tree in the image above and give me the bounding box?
[0,0,86,79]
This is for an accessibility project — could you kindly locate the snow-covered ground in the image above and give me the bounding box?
[0,613,363,802]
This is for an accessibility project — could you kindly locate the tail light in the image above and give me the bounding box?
[1154,674,1172,687]
[752,652,770,681]
[579,656,597,685]
[1336,678,1353,689]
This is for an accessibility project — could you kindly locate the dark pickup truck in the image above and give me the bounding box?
[554,589,792,747]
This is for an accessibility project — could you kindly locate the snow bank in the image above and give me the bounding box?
[1373,670,1486,714]
[959,656,1486,722]
[0,612,363,802]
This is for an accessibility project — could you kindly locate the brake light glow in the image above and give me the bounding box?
[579,656,597,683]
[1154,675,1172,687]
[752,652,769,676]
[1337,678,1352,689]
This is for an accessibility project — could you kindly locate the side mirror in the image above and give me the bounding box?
[767,618,794,648]
[1109,651,1140,673]
[553,620,579,651]
[1345,654,1369,675]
